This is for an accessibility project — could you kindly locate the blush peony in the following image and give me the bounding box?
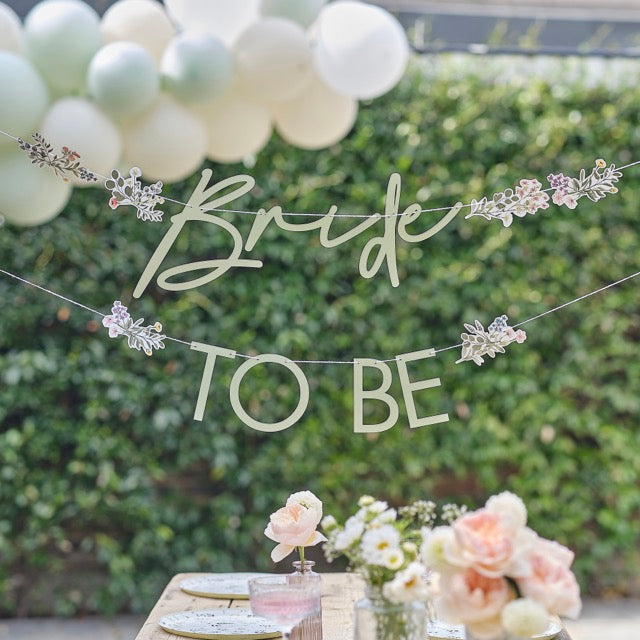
[447,509,534,578]
[517,537,582,619]
[265,500,326,562]
[436,568,513,640]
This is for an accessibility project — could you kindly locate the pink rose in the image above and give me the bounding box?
[446,510,534,578]
[436,569,513,639]
[517,538,582,618]
[265,503,326,562]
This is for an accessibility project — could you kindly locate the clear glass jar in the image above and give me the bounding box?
[289,560,323,640]
[354,587,427,640]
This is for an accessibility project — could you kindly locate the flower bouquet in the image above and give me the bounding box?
[422,491,582,640]
[322,495,465,640]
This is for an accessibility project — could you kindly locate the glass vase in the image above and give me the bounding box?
[289,560,323,640]
[354,587,427,640]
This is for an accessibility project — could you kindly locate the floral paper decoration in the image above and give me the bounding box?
[102,300,165,356]
[467,159,622,227]
[466,179,550,227]
[105,167,165,222]
[548,158,621,209]
[17,133,97,183]
[456,314,527,366]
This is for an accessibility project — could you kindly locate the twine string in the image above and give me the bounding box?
[1,267,639,364]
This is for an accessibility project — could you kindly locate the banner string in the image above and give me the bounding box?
[2,267,639,365]
[2,128,640,220]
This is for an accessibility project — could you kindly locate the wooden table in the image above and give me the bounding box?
[134,573,572,640]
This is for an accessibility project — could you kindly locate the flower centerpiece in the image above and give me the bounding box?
[422,491,582,640]
[322,495,465,640]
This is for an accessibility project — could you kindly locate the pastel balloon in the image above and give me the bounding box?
[314,0,409,100]
[163,0,259,46]
[0,51,49,146]
[162,31,233,103]
[41,98,122,186]
[273,73,357,150]
[87,42,159,119]
[24,0,102,95]
[191,88,272,163]
[101,0,176,64]
[0,147,72,227]
[260,0,326,28]
[234,18,312,103]
[122,95,207,182]
[0,2,23,53]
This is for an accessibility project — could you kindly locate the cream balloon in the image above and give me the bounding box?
[260,0,326,28]
[0,3,23,53]
[41,98,122,187]
[234,18,312,103]
[314,0,409,100]
[163,0,259,46]
[87,42,159,119]
[191,88,272,163]
[273,73,357,150]
[24,0,102,95]
[162,31,233,103]
[101,0,175,64]
[122,95,207,182]
[0,52,49,146]
[0,147,71,227]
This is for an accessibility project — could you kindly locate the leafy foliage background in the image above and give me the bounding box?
[1,57,639,615]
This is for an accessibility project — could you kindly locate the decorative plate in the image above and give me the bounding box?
[427,619,561,640]
[428,621,465,639]
[158,609,281,639]
[532,619,562,639]
[179,574,274,600]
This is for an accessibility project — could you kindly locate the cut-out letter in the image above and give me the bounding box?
[191,342,237,421]
[395,348,449,429]
[353,358,399,433]
[229,354,310,432]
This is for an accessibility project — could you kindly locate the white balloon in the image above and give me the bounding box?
[191,88,272,163]
[162,31,233,103]
[273,73,357,150]
[41,98,122,187]
[101,0,176,64]
[87,42,159,119]
[163,0,259,46]
[260,0,326,28]
[122,95,207,182]
[0,51,49,146]
[235,18,312,103]
[24,0,102,95]
[0,3,23,54]
[0,147,72,226]
[314,0,409,100]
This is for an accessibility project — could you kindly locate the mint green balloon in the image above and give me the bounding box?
[162,32,233,103]
[0,147,71,227]
[25,0,102,95]
[260,0,326,28]
[0,51,49,145]
[87,42,159,119]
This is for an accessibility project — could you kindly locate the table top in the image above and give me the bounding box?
[134,572,572,640]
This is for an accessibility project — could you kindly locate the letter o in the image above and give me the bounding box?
[229,354,310,432]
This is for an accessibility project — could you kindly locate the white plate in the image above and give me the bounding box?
[180,573,275,600]
[428,619,562,640]
[533,620,562,639]
[158,609,281,639]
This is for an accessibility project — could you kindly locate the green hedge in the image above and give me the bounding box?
[1,57,640,616]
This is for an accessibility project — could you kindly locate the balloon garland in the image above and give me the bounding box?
[0,0,410,225]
